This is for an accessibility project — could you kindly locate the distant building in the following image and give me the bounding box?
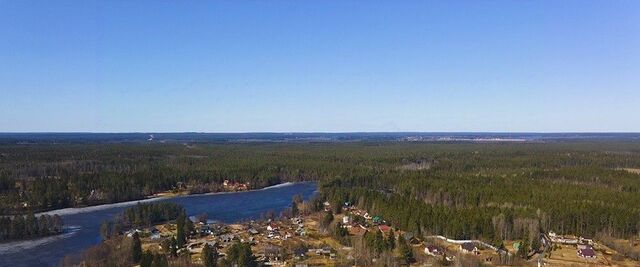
[425,245,444,256]
[264,244,283,261]
[378,225,391,234]
[577,245,596,259]
[460,242,478,254]
[267,223,278,231]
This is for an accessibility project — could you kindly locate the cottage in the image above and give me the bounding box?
[248,228,259,235]
[425,245,444,256]
[460,242,478,254]
[293,247,308,260]
[219,234,236,243]
[200,225,212,236]
[267,223,279,231]
[264,244,283,261]
[291,217,303,225]
[378,225,391,234]
[403,232,421,245]
[343,216,351,224]
[125,229,142,237]
[577,245,596,259]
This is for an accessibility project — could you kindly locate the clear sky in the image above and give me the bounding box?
[1,1,639,132]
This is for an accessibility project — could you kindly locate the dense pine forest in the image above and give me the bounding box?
[1,141,640,246]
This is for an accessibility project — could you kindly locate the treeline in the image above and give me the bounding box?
[0,213,63,241]
[100,202,186,240]
[3,141,640,244]
[122,202,184,227]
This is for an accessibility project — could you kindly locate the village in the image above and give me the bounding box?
[123,197,639,267]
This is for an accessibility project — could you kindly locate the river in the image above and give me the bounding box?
[0,182,318,267]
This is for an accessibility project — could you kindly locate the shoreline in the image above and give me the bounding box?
[35,181,303,217]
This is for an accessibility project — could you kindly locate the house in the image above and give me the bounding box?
[200,225,212,236]
[577,245,596,259]
[460,242,478,254]
[403,232,421,245]
[264,244,283,261]
[579,236,594,245]
[378,225,391,234]
[248,228,259,235]
[267,223,279,231]
[372,216,382,224]
[323,201,332,211]
[513,242,521,252]
[425,245,444,256]
[148,227,161,239]
[343,216,351,224]
[219,234,236,243]
[403,232,415,241]
[125,229,142,237]
[291,217,303,225]
[295,227,306,236]
[349,226,367,236]
[293,247,308,260]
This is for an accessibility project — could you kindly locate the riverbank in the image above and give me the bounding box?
[1,182,318,267]
[36,182,300,217]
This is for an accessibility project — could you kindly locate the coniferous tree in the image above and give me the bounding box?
[140,251,154,267]
[176,212,186,248]
[387,229,396,250]
[202,243,216,267]
[132,232,142,263]
[399,237,413,264]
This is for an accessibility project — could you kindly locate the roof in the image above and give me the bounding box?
[461,242,477,251]
[512,242,521,250]
[403,232,414,240]
[427,245,440,252]
[294,247,308,255]
[579,248,596,257]
[379,225,391,232]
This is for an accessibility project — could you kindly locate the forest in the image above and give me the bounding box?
[1,141,640,248]
[0,213,64,241]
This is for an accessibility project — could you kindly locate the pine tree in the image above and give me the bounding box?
[291,199,299,217]
[100,221,111,240]
[151,253,168,267]
[132,232,142,263]
[176,212,186,248]
[387,229,396,250]
[170,237,178,257]
[140,251,153,267]
[202,243,216,267]
[519,233,530,259]
[399,237,413,264]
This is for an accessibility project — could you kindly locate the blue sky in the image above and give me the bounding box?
[1,1,639,132]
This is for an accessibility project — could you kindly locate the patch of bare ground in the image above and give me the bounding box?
[398,159,433,171]
[618,168,640,174]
